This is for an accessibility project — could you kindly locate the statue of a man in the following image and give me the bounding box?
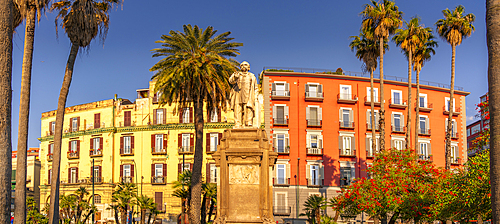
[229,61,258,128]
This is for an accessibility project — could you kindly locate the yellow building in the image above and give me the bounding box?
[38,81,236,223]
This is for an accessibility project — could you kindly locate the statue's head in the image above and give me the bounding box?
[240,61,250,72]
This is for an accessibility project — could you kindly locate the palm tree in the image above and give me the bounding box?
[112,183,137,224]
[13,1,50,223]
[300,194,327,224]
[47,0,120,223]
[349,32,386,154]
[203,183,217,223]
[135,195,155,224]
[486,0,500,222]
[150,24,242,224]
[172,170,192,223]
[436,5,475,169]
[412,33,437,150]
[361,0,403,151]
[393,17,431,148]
[0,1,14,223]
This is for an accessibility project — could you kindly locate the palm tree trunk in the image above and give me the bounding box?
[120,208,127,224]
[379,36,386,151]
[315,209,321,224]
[190,97,205,224]
[414,69,420,153]
[207,198,215,222]
[370,69,376,153]
[48,43,79,224]
[487,1,500,221]
[0,0,13,223]
[14,5,37,224]
[406,49,412,149]
[200,194,207,224]
[140,208,146,224]
[114,208,120,224]
[445,44,456,170]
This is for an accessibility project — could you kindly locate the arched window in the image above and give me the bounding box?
[93,194,101,204]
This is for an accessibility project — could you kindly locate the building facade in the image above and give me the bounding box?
[38,81,236,223]
[467,93,489,156]
[261,69,469,222]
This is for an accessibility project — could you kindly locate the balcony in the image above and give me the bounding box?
[47,154,53,162]
[271,90,290,100]
[340,121,355,129]
[61,178,78,185]
[121,176,133,183]
[89,177,103,184]
[337,94,358,104]
[273,118,288,126]
[152,176,166,184]
[366,150,378,158]
[418,154,433,162]
[305,92,324,102]
[443,106,461,116]
[340,149,356,157]
[274,146,290,154]
[178,146,194,154]
[450,132,459,139]
[67,151,79,159]
[90,149,103,157]
[307,147,323,155]
[273,177,290,186]
[152,147,167,155]
[120,148,134,156]
[273,206,292,216]
[307,178,323,187]
[307,119,322,127]
[418,128,431,136]
[364,96,380,107]
[451,157,461,165]
[415,102,433,112]
[366,123,380,131]
[392,125,405,134]
[389,99,407,109]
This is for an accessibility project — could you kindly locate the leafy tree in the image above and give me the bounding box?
[58,187,96,224]
[300,194,327,224]
[135,195,156,224]
[435,5,475,170]
[27,197,48,224]
[150,24,242,224]
[360,0,403,151]
[203,183,217,223]
[111,182,137,224]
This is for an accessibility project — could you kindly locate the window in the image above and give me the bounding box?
[451,143,459,163]
[121,136,133,154]
[50,122,55,135]
[307,161,323,186]
[391,90,403,105]
[276,164,286,185]
[155,192,163,211]
[123,164,131,177]
[392,138,405,150]
[366,110,380,130]
[71,117,79,132]
[182,133,191,151]
[274,133,290,153]
[418,94,428,108]
[340,109,353,128]
[69,167,78,184]
[273,105,289,125]
[209,133,219,152]
[366,136,380,156]
[94,113,101,129]
[209,163,217,184]
[392,113,404,132]
[419,142,431,160]
[446,119,458,138]
[155,134,164,152]
[310,165,320,186]
[340,85,352,100]
[274,193,288,215]
[366,87,379,102]
[93,138,100,150]
[339,134,355,156]
[182,108,191,123]
[343,136,352,154]
[70,140,78,152]
[307,132,323,155]
[124,111,131,127]
[180,163,191,172]
[445,97,456,112]
[91,137,102,156]
[94,195,101,204]
[272,82,289,97]
[210,109,218,122]
[48,143,54,155]
[306,106,322,126]
[419,116,430,135]
[155,109,164,124]
[155,164,163,177]
[120,163,134,181]
[305,83,323,98]
[340,167,354,186]
[92,166,101,182]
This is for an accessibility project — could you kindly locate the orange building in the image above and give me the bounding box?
[261,68,468,221]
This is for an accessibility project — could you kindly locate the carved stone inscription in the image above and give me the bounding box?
[229,164,259,185]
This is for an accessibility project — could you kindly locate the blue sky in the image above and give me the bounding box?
[10,0,487,149]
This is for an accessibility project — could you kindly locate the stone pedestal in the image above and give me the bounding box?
[212,128,278,224]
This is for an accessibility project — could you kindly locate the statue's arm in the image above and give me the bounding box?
[229,72,239,84]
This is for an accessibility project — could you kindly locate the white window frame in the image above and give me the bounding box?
[445,97,456,112]
[209,163,218,184]
[391,135,406,150]
[391,90,403,105]
[210,133,219,152]
[273,104,289,124]
[418,93,428,108]
[123,164,131,177]
[156,109,164,124]
[93,166,100,179]
[306,160,324,186]
[340,108,353,128]
[339,131,355,156]
[210,109,218,122]
[419,115,429,134]
[70,140,78,153]
[276,164,287,185]
[49,143,54,154]
[339,161,356,186]
[181,163,190,172]
[366,109,380,130]
[275,192,288,208]
[306,105,322,126]
[182,133,191,149]
[365,133,380,156]
[366,87,379,102]
[340,85,352,100]
[392,112,404,132]
[70,167,77,183]
[273,81,289,97]
[72,118,78,132]
[306,130,323,149]
[310,165,320,185]
[445,118,458,138]
[155,134,163,152]
[155,164,163,177]
[51,122,55,134]
[92,138,100,150]
[451,142,459,162]
[306,83,322,98]
[182,108,190,123]
[123,136,131,154]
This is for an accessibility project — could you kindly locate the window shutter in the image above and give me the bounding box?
[178,134,182,148]
[163,134,168,149]
[90,138,94,150]
[120,165,123,177]
[319,107,323,121]
[190,107,193,123]
[131,164,134,177]
[217,108,221,122]
[306,164,310,179]
[206,133,210,153]
[94,114,100,129]
[179,109,183,123]
[286,163,290,179]
[306,134,310,148]
[163,164,167,177]
[151,164,155,177]
[190,134,194,147]
[68,141,71,152]
[285,106,289,118]
[455,146,459,158]
[131,136,135,149]
[99,166,102,178]
[151,134,155,150]
[285,83,289,96]
[453,121,457,135]
[350,167,356,181]
[305,84,309,97]
[68,168,71,182]
[120,137,124,154]
[218,133,222,145]
[320,165,324,182]
[273,106,277,120]
[76,167,79,182]
[272,83,276,94]
[285,134,289,148]
[206,163,211,183]
[306,107,310,121]
[351,136,356,151]
[338,136,343,150]
[366,110,370,127]
[426,117,430,130]
[77,140,80,152]
[273,134,277,150]
[428,143,432,155]
[163,109,167,124]
[178,163,182,174]
[365,137,370,152]
[190,163,193,171]
[349,110,354,124]
[339,109,343,122]
[391,114,395,129]
[319,135,323,149]
[99,137,103,150]
[391,139,395,149]
[153,109,157,124]
[48,169,51,183]
[318,84,323,97]
[77,117,80,130]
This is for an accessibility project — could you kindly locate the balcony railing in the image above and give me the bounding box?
[273,177,290,186]
[415,102,433,112]
[307,119,322,127]
[366,150,378,158]
[418,154,433,162]
[67,151,79,159]
[120,148,134,156]
[392,125,405,133]
[273,118,288,125]
[61,178,78,185]
[364,96,380,106]
[271,90,290,99]
[121,176,133,183]
[89,177,103,183]
[340,149,356,157]
[443,106,461,116]
[274,146,290,154]
[273,206,292,216]
[305,92,324,101]
[90,149,102,157]
[337,94,357,104]
[307,147,323,155]
[152,147,167,155]
[450,132,459,139]
[451,157,461,164]
[152,176,166,184]
[307,178,322,187]
[389,98,407,108]
[340,121,355,129]
[178,146,195,154]
[47,154,53,161]
[366,123,380,131]
[418,128,431,136]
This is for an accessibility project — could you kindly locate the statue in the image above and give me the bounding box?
[229,61,258,128]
